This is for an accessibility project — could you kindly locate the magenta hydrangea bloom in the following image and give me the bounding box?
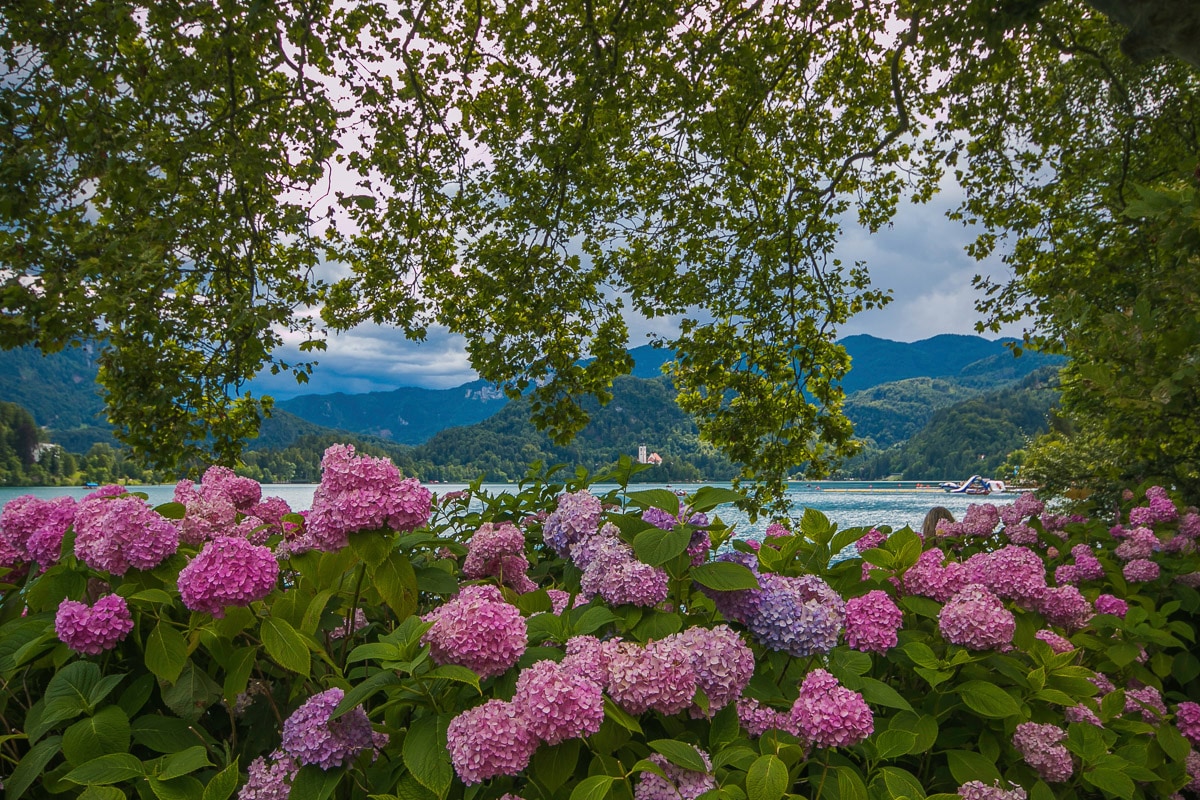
[765,522,791,539]
[668,625,755,716]
[1176,702,1200,747]
[1012,722,1073,783]
[958,780,1028,800]
[281,688,385,769]
[1003,522,1040,546]
[176,489,239,545]
[606,640,696,716]
[238,750,298,800]
[792,669,874,749]
[1093,594,1128,617]
[1125,684,1167,722]
[545,589,570,616]
[463,521,536,592]
[561,634,622,686]
[1037,585,1092,630]
[1001,493,1045,526]
[1122,558,1160,582]
[0,494,77,567]
[1034,629,1074,654]
[844,590,903,654]
[1064,704,1102,727]
[422,584,526,679]
[201,465,262,510]
[74,494,180,576]
[746,573,845,657]
[1067,544,1105,581]
[1115,527,1160,561]
[938,585,1015,650]
[856,528,885,550]
[634,751,716,800]
[55,594,134,655]
[939,504,1000,538]
[542,490,603,557]
[178,536,279,617]
[579,535,669,607]
[446,699,538,784]
[304,445,432,551]
[964,546,1047,607]
[738,695,800,737]
[513,659,604,744]
[904,548,968,602]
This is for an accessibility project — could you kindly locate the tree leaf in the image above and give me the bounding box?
[569,774,615,800]
[158,745,212,781]
[946,750,1001,786]
[531,739,580,792]
[202,760,240,800]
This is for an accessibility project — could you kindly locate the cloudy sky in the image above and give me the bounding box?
[251,189,1027,399]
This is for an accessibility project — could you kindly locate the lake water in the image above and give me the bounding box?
[0,481,1018,539]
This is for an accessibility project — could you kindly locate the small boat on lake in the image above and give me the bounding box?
[939,475,996,495]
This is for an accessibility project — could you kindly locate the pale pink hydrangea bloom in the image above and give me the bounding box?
[633,750,717,800]
[1064,705,1102,727]
[74,493,180,575]
[177,536,279,617]
[446,699,538,784]
[606,640,696,716]
[463,521,536,593]
[513,659,604,745]
[422,584,526,679]
[281,688,387,769]
[55,594,134,655]
[791,669,873,749]
[671,625,756,715]
[738,695,800,737]
[1012,722,1073,783]
[844,590,903,654]
[938,585,1015,650]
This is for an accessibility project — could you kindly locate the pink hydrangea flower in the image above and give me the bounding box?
[446,699,538,784]
[560,635,622,686]
[1094,594,1128,617]
[74,494,179,575]
[579,535,669,607]
[281,688,386,769]
[1122,558,1160,582]
[671,625,756,715]
[844,590,903,654]
[634,750,716,800]
[1125,684,1167,722]
[1035,629,1074,654]
[606,640,696,716]
[422,585,526,679]
[1115,527,1160,561]
[958,781,1028,800]
[463,522,536,592]
[1012,722,1073,783]
[542,490,603,557]
[178,537,279,617]
[791,669,873,749]
[904,548,968,602]
[1037,585,1092,630]
[765,522,791,539]
[939,585,1015,650]
[1000,493,1044,526]
[1176,701,1200,747]
[856,528,885,550]
[0,494,78,567]
[1064,705,1102,727]
[513,659,604,744]
[963,546,1046,607]
[238,749,297,800]
[304,445,432,551]
[738,695,800,737]
[546,589,570,616]
[55,594,134,655]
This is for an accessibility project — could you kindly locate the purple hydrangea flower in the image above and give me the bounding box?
[1115,527,1160,561]
[1125,684,1167,722]
[513,659,604,744]
[738,695,800,737]
[281,688,386,769]
[1012,722,1073,783]
[1034,629,1074,654]
[703,551,763,624]
[178,536,279,617]
[791,669,873,749]
[55,594,134,655]
[958,781,1028,800]
[633,750,716,800]
[1037,585,1092,630]
[746,573,845,657]
[542,490,602,557]
[1094,594,1128,617]
[304,445,431,551]
[844,590,903,654]
[1176,701,1200,747]
[1122,558,1160,583]
[938,585,1015,650]
[422,584,526,679]
[671,625,756,715]
[238,750,297,800]
[579,535,669,607]
[446,699,538,784]
[74,494,180,575]
[1064,704,1102,727]
[939,504,1000,538]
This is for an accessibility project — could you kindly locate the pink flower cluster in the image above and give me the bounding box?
[1034,629,1073,654]
[54,594,134,655]
[74,492,179,575]
[904,548,967,602]
[513,659,604,745]
[1036,585,1093,630]
[1012,722,1073,783]
[577,523,669,607]
[463,522,536,593]
[738,695,800,736]
[634,751,716,800]
[672,625,757,716]
[1125,684,1167,722]
[281,688,387,769]
[0,494,76,568]
[1177,701,1200,746]
[963,546,1047,606]
[542,490,603,557]
[303,445,432,551]
[957,781,1028,800]
[843,590,902,653]
[446,699,539,784]
[1129,486,1178,525]
[238,750,297,800]
[793,669,874,748]
[744,573,846,657]
[174,466,266,545]
[1055,544,1105,585]
[938,585,1015,650]
[1000,493,1045,526]
[178,537,279,617]
[422,585,527,679]
[606,639,697,715]
[1123,558,1160,582]
[937,504,1000,538]
[1094,593,1128,617]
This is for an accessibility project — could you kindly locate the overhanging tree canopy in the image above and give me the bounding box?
[1,0,1197,506]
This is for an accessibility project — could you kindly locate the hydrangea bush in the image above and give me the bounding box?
[1,446,1198,800]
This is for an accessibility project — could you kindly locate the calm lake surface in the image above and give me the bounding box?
[0,481,1019,539]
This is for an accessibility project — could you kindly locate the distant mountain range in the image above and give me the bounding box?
[0,334,1065,481]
